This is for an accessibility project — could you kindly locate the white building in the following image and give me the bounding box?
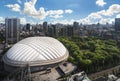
[3,37,69,72]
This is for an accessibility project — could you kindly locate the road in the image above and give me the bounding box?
[88,65,120,80]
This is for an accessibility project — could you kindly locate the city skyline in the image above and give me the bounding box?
[0,0,120,24]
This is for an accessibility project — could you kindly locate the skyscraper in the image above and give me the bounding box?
[26,23,31,32]
[66,25,73,37]
[5,18,20,44]
[73,21,79,30]
[43,21,48,33]
[73,21,80,36]
[115,18,120,31]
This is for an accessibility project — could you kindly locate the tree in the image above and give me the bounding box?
[57,36,120,73]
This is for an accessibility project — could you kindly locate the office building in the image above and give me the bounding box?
[73,22,80,36]
[73,22,79,30]
[66,25,73,36]
[115,18,120,31]
[5,18,20,44]
[26,23,31,32]
[43,21,48,33]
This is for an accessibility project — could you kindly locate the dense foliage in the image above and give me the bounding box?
[57,36,120,73]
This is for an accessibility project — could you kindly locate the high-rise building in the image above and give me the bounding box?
[66,25,73,37]
[73,22,80,36]
[26,23,30,32]
[43,21,48,33]
[115,18,120,31]
[73,22,79,29]
[5,18,20,44]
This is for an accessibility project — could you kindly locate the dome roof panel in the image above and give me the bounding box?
[3,37,69,66]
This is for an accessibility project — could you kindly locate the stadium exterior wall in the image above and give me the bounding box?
[4,60,66,73]
[3,49,69,72]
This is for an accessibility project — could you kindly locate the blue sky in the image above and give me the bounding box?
[0,0,120,24]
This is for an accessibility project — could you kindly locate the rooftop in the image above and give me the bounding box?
[3,37,69,67]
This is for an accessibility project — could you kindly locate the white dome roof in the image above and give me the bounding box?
[3,37,69,67]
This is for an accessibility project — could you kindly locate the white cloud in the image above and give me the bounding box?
[51,19,75,24]
[50,17,115,25]
[46,10,64,18]
[5,4,20,12]
[47,10,64,15]
[85,4,120,18]
[23,0,66,19]
[116,14,120,18]
[88,13,102,19]
[5,0,73,20]
[20,17,26,24]
[98,4,120,17]
[96,0,106,7]
[0,17,4,23]
[77,4,120,24]
[21,1,119,24]
[49,15,63,19]
[23,1,47,20]
[105,4,120,16]
[38,21,44,24]
[78,17,114,25]
[99,18,114,24]
[79,18,92,24]
[28,20,36,25]
[23,0,41,16]
[65,9,73,14]
[17,0,22,4]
